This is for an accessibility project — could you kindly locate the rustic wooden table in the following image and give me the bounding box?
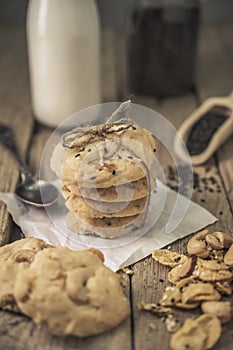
[0,25,233,350]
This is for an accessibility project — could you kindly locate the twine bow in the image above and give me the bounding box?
[62,100,134,149]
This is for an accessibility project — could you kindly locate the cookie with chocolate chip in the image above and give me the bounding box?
[0,237,53,312]
[14,247,130,337]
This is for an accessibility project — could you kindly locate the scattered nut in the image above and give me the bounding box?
[205,232,224,250]
[170,318,207,350]
[201,301,232,324]
[198,267,232,282]
[145,229,233,348]
[122,267,134,275]
[224,244,233,267]
[178,255,197,279]
[170,314,221,350]
[187,230,210,258]
[138,300,172,316]
[209,249,224,262]
[196,314,222,349]
[152,249,187,268]
[199,260,229,271]
[181,283,221,304]
[160,286,181,306]
[175,301,200,310]
[168,265,184,284]
[215,281,232,296]
[206,231,233,250]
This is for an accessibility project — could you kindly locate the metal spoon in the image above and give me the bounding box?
[0,124,58,207]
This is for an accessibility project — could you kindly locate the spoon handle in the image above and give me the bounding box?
[0,124,33,181]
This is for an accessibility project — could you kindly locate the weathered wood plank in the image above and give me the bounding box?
[0,125,132,350]
[0,308,131,350]
[131,25,233,350]
[132,124,233,350]
[197,25,233,99]
[0,28,132,350]
[217,136,233,212]
[197,25,233,213]
[32,131,133,350]
[0,27,34,245]
[102,30,118,102]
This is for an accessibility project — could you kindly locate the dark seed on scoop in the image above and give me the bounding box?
[90,176,96,180]
[219,211,223,215]
[88,149,91,152]
[128,156,133,159]
[112,170,116,175]
[201,198,206,203]
[75,153,80,158]
[186,105,230,156]
[132,126,137,130]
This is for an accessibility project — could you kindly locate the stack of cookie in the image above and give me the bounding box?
[56,123,157,238]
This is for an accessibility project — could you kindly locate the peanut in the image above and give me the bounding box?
[201,301,232,324]
[187,230,210,258]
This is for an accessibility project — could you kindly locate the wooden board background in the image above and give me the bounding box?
[0,25,233,349]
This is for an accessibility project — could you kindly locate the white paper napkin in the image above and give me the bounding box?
[0,183,217,271]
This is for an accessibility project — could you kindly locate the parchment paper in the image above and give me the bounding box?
[0,182,217,271]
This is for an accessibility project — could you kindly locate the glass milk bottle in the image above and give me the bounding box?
[26,0,102,127]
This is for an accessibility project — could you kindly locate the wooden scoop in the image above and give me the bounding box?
[175,91,233,165]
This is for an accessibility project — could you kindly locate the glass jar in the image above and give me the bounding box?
[127,0,200,97]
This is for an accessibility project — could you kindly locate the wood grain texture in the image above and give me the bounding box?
[0,24,233,350]
[131,25,233,350]
[197,25,233,215]
[25,127,133,349]
[0,28,34,245]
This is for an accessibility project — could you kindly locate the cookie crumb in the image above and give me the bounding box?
[122,267,134,275]
[165,314,181,333]
[148,322,156,331]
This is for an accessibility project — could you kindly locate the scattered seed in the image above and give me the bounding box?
[186,106,230,156]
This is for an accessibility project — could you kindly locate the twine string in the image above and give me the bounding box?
[62,100,134,149]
